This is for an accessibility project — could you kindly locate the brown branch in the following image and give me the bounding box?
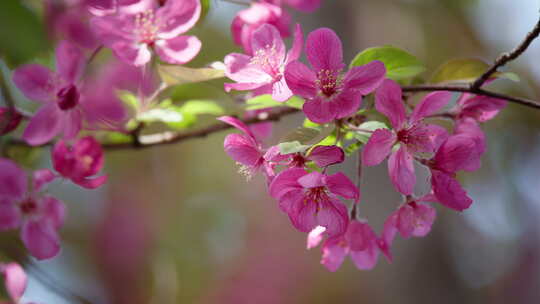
[471,18,540,90]
[101,107,300,150]
[402,84,540,109]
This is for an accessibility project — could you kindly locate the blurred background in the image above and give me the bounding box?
[1,0,540,303]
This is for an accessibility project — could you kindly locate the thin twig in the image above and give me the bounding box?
[402,84,540,109]
[471,18,540,90]
[103,107,300,150]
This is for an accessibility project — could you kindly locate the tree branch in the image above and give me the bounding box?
[102,107,300,150]
[471,18,540,90]
[402,84,540,109]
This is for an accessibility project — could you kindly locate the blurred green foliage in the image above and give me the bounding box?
[0,0,49,67]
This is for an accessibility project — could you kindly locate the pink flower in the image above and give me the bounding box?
[224,23,303,102]
[285,28,386,123]
[0,159,65,260]
[453,92,506,123]
[268,145,345,169]
[231,2,291,55]
[426,135,479,211]
[12,40,86,146]
[52,136,107,189]
[86,0,150,16]
[362,79,452,195]
[219,116,276,179]
[379,200,436,260]
[0,108,23,136]
[91,0,201,66]
[80,58,157,131]
[264,0,322,13]
[269,168,358,236]
[309,221,380,272]
[0,263,27,303]
[45,0,99,49]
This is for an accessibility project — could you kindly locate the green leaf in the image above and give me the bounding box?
[353,121,388,144]
[350,46,425,80]
[158,65,225,86]
[0,1,49,66]
[431,58,521,84]
[103,132,133,144]
[278,141,310,155]
[179,100,224,116]
[118,90,140,111]
[137,108,185,124]
[245,94,304,110]
[344,141,363,156]
[200,0,211,21]
[498,72,520,82]
[430,58,489,84]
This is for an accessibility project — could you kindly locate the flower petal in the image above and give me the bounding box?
[33,169,57,192]
[155,35,201,65]
[362,128,396,166]
[388,146,416,195]
[223,134,262,167]
[284,61,317,98]
[0,263,27,301]
[460,95,506,122]
[324,172,359,201]
[317,197,349,236]
[251,23,286,63]
[74,175,108,189]
[0,159,27,201]
[307,225,326,249]
[375,79,406,129]
[111,41,152,67]
[332,90,361,119]
[285,23,303,65]
[433,135,478,173]
[23,104,63,146]
[40,196,65,229]
[272,76,293,102]
[321,236,348,272]
[431,170,473,211]
[12,64,56,103]
[305,28,344,72]
[156,0,201,39]
[21,220,61,260]
[224,53,272,84]
[410,91,452,123]
[218,116,256,139]
[285,0,321,12]
[55,40,85,83]
[268,167,307,199]
[0,199,21,231]
[307,145,344,167]
[61,109,82,140]
[343,60,386,95]
[297,171,325,188]
[302,97,336,124]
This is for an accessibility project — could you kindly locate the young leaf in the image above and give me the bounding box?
[278,141,311,155]
[281,124,334,146]
[350,46,425,80]
[179,100,224,116]
[117,90,140,111]
[430,58,488,84]
[158,65,225,86]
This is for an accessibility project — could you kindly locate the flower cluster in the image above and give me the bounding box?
[1,0,203,260]
[0,0,515,275]
[220,8,505,271]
